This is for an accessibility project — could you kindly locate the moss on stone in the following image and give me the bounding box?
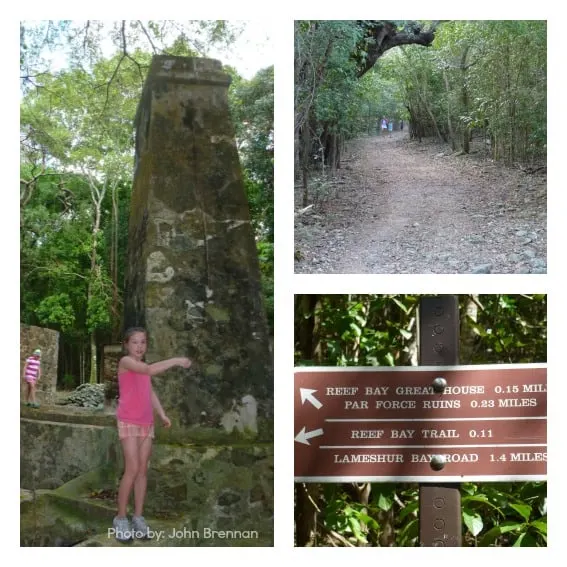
[204,304,231,322]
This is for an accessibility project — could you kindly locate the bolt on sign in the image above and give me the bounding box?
[294,364,546,482]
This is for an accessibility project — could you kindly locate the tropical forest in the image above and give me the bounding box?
[294,21,547,274]
[20,20,274,388]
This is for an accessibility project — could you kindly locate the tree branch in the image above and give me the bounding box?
[355,20,443,78]
[137,20,160,54]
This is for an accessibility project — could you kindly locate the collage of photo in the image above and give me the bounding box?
[17,17,553,559]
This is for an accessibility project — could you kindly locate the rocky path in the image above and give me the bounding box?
[294,132,546,274]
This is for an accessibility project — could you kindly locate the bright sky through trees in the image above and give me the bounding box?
[30,20,273,81]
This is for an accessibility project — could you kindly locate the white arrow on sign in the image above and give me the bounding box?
[300,388,322,409]
[295,426,324,445]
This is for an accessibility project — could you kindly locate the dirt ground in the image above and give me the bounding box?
[294,131,546,274]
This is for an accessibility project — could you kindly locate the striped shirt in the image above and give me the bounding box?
[25,357,41,381]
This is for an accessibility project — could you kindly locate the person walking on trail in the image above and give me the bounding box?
[22,349,42,408]
[112,327,192,543]
[388,119,393,133]
[380,116,388,133]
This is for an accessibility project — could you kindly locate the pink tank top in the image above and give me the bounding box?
[116,370,153,425]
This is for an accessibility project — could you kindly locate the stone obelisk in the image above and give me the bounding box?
[124,56,273,441]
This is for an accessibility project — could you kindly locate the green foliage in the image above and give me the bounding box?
[230,65,274,241]
[257,241,274,334]
[21,21,274,384]
[295,20,546,179]
[461,482,546,546]
[60,374,77,390]
[464,295,546,363]
[35,293,76,331]
[295,294,546,547]
[398,20,546,161]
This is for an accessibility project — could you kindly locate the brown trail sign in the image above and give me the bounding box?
[294,295,546,547]
[294,364,547,482]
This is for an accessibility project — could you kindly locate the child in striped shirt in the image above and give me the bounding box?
[22,349,42,408]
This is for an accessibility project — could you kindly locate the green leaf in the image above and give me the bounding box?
[478,526,502,547]
[399,328,412,340]
[377,493,393,512]
[509,503,532,522]
[461,483,477,495]
[356,512,379,530]
[398,517,419,546]
[530,519,547,535]
[385,352,395,366]
[461,494,505,516]
[399,499,419,520]
[512,532,538,547]
[349,322,362,336]
[392,297,409,313]
[498,520,525,533]
[348,516,367,543]
[462,508,483,537]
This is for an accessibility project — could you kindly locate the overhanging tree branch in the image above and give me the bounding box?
[355,20,445,78]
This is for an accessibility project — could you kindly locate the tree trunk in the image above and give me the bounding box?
[80,348,85,385]
[301,124,311,207]
[442,68,457,151]
[110,181,120,342]
[420,93,446,143]
[461,45,471,154]
[295,294,322,546]
[85,173,107,384]
[460,294,479,364]
[89,331,97,384]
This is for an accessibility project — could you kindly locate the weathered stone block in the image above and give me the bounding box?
[20,417,119,489]
[21,441,274,546]
[102,344,122,401]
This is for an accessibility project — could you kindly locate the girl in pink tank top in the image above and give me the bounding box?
[112,326,192,543]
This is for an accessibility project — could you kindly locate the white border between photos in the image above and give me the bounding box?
[6,2,564,566]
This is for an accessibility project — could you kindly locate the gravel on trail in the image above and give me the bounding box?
[294,131,546,274]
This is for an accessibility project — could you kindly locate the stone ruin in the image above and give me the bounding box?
[20,57,273,547]
[124,56,273,437]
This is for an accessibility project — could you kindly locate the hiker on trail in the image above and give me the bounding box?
[22,348,41,408]
[381,116,388,133]
[388,120,393,133]
[112,327,192,543]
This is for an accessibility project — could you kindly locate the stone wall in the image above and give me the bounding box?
[20,324,59,404]
[20,416,119,490]
[102,344,122,401]
[21,433,273,546]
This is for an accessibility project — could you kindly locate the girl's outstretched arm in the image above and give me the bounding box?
[119,356,191,376]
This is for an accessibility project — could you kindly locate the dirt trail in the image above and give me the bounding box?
[294,131,546,274]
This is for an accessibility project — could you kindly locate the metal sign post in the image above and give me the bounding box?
[418,295,461,547]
